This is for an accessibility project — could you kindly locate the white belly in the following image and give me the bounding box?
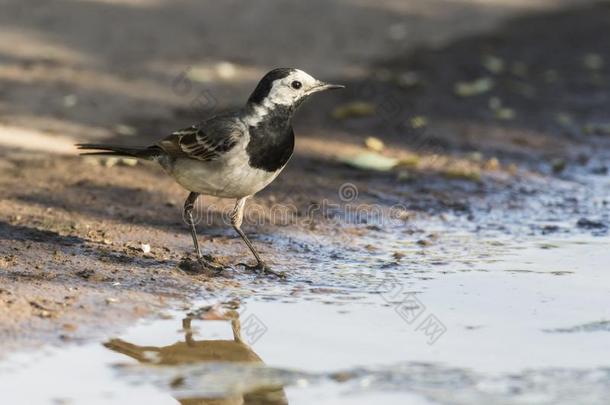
[169,155,283,198]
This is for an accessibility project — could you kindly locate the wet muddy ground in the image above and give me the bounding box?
[1,0,610,403]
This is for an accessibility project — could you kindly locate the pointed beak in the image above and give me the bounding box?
[308,81,346,94]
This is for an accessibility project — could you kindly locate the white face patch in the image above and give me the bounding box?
[265,70,319,106]
[244,103,270,126]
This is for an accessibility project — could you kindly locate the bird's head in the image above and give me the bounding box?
[247,68,344,109]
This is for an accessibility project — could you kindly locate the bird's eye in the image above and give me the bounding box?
[291,80,302,89]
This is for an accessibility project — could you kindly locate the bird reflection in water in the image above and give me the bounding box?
[104,307,288,405]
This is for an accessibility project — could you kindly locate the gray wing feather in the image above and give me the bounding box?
[157,115,244,161]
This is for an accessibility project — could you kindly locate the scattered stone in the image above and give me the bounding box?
[393,252,405,261]
[62,323,77,332]
[545,320,610,333]
[331,371,356,383]
[141,243,151,254]
[542,225,560,235]
[364,136,384,152]
[576,218,606,230]
[551,158,566,173]
[76,269,95,279]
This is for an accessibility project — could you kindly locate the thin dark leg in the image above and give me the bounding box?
[233,226,264,264]
[183,192,202,259]
[230,197,263,264]
[231,197,284,278]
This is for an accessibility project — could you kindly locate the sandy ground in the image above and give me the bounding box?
[1,0,609,354]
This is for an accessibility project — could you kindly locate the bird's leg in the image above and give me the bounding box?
[231,197,284,278]
[183,192,202,259]
[183,193,222,272]
[182,317,195,345]
[230,197,261,263]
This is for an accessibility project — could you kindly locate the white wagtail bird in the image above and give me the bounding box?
[77,68,344,275]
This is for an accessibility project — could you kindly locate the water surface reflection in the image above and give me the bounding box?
[105,307,288,405]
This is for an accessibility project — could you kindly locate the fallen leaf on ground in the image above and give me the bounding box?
[495,107,515,120]
[364,136,384,152]
[332,101,376,119]
[454,77,494,97]
[443,166,481,182]
[410,116,428,128]
[340,152,398,171]
[583,53,604,70]
[484,157,500,171]
[482,55,505,74]
[396,155,420,168]
[583,122,610,135]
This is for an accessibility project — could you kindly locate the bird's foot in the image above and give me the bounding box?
[242,261,286,279]
[198,254,225,272]
[179,254,225,275]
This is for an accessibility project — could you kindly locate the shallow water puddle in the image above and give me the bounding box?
[1,234,609,404]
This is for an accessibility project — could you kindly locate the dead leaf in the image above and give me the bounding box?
[332,102,376,119]
[364,137,384,152]
[454,77,494,97]
[340,152,398,171]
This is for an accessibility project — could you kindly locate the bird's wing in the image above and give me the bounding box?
[157,117,243,162]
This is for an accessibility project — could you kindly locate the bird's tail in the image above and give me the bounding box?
[76,143,161,160]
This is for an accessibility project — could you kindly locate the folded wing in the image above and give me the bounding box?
[158,117,243,162]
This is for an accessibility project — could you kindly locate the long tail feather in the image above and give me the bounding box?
[76,143,159,160]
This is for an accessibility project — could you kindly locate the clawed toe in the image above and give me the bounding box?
[197,254,224,271]
[179,254,225,274]
[245,261,286,279]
